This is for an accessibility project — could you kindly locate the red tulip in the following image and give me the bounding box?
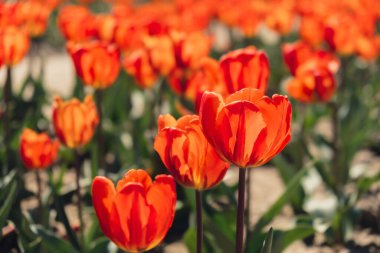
[92,169,176,252]
[154,114,229,190]
[199,88,291,168]
[67,41,120,89]
[20,128,59,170]
[220,46,270,94]
[286,64,336,103]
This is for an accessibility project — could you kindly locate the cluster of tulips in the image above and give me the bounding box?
[2,0,380,252]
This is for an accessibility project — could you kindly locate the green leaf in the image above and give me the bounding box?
[87,237,110,253]
[271,226,314,253]
[260,228,273,253]
[248,162,314,253]
[183,228,198,253]
[0,175,18,236]
[48,171,80,250]
[31,226,79,253]
[253,162,313,233]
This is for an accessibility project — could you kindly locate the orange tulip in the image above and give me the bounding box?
[154,114,229,190]
[220,46,270,94]
[171,31,211,70]
[20,128,59,170]
[286,64,336,103]
[57,5,95,42]
[123,49,158,88]
[0,26,30,66]
[92,169,176,252]
[199,88,292,168]
[67,41,120,89]
[52,95,99,149]
[18,0,52,38]
[94,14,117,43]
[265,7,295,35]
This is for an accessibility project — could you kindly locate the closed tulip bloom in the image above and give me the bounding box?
[92,169,176,252]
[67,41,120,89]
[57,5,95,42]
[154,114,229,190]
[20,128,59,170]
[199,88,292,168]
[220,46,270,94]
[123,48,158,88]
[0,26,30,66]
[283,41,339,75]
[18,0,52,38]
[286,65,336,103]
[52,95,99,148]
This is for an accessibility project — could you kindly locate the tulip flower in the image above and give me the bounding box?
[286,64,336,103]
[199,88,291,253]
[199,88,292,169]
[0,26,30,66]
[282,41,339,76]
[18,0,52,38]
[52,95,99,148]
[67,41,120,89]
[92,169,176,252]
[20,128,59,170]
[220,46,270,94]
[57,5,95,42]
[154,114,229,190]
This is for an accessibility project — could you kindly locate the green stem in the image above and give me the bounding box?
[75,150,84,249]
[3,66,12,175]
[244,170,251,253]
[95,89,105,173]
[196,190,203,253]
[236,168,247,253]
[35,171,43,224]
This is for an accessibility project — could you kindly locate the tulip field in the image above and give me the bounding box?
[2,0,380,252]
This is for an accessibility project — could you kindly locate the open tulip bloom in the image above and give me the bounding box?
[199,88,292,253]
[92,169,176,252]
[199,88,292,169]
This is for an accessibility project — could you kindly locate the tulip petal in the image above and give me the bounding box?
[92,177,116,240]
[146,175,176,249]
[116,169,153,192]
[225,101,266,167]
[114,182,156,252]
[199,92,233,162]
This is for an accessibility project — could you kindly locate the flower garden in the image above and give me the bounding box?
[1,0,380,252]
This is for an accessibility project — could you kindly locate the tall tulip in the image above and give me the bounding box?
[92,169,176,252]
[199,88,292,253]
[154,114,229,253]
[19,128,59,222]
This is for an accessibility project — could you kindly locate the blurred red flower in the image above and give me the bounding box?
[67,41,120,89]
[220,46,270,94]
[20,128,59,170]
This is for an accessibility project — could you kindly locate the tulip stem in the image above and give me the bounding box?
[236,168,247,253]
[35,171,43,223]
[95,89,105,173]
[74,150,84,249]
[3,66,12,175]
[195,190,203,253]
[245,169,251,251]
